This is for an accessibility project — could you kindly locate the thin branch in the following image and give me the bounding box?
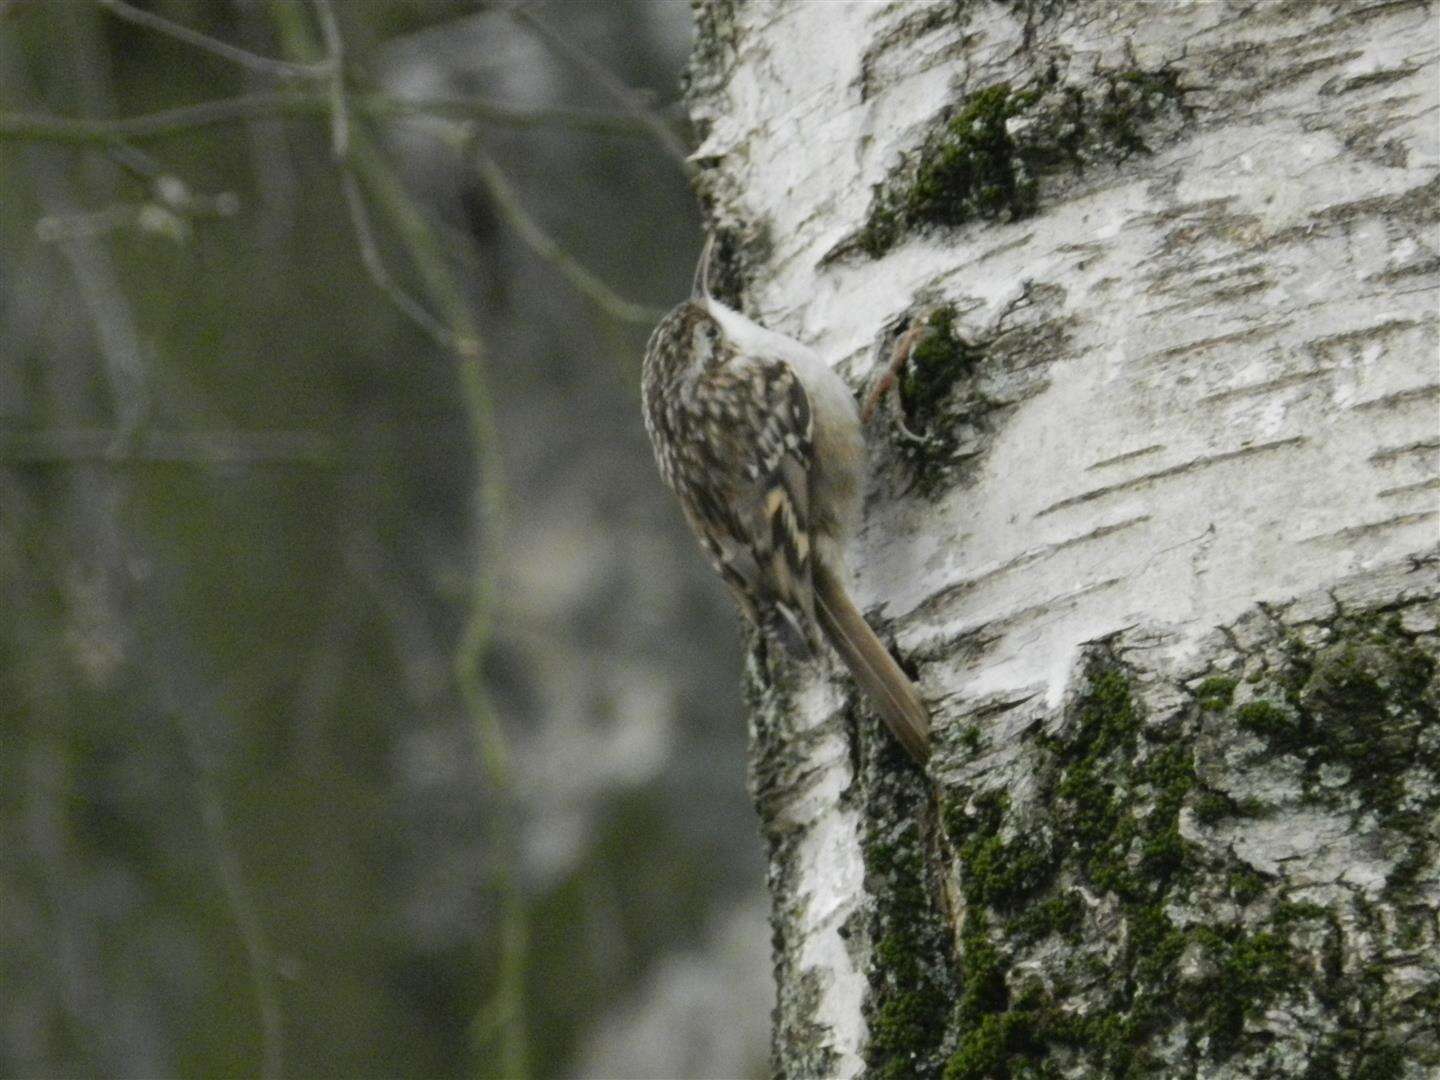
[21,740,106,1071]
[0,96,306,143]
[96,0,328,80]
[8,21,285,1075]
[381,93,652,135]
[0,428,335,466]
[98,137,170,181]
[345,530,449,710]
[184,731,285,1080]
[340,169,460,350]
[505,3,695,175]
[468,143,667,326]
[21,146,148,434]
[34,185,239,245]
[267,15,528,1072]
[311,0,349,158]
[0,90,658,144]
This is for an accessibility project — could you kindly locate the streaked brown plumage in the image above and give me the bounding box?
[641,256,930,764]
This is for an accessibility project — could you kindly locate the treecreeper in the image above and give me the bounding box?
[641,239,931,764]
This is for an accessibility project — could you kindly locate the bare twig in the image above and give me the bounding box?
[311,0,349,158]
[6,21,286,1076]
[267,14,527,1073]
[0,90,658,144]
[96,0,327,80]
[0,96,306,143]
[184,731,285,1080]
[96,137,169,180]
[340,169,460,349]
[0,428,334,466]
[505,4,695,175]
[380,93,650,136]
[22,741,106,1071]
[22,167,147,433]
[468,143,666,326]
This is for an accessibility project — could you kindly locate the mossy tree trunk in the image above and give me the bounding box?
[686,1,1439,1076]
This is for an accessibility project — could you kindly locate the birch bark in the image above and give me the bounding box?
[687,1,1440,1075]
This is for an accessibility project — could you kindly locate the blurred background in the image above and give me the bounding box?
[0,2,771,1077]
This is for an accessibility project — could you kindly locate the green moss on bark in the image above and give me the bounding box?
[894,307,989,498]
[1220,617,1438,825]
[858,64,1189,257]
[901,308,983,420]
[934,657,1345,1076]
[1196,676,1238,712]
[907,84,1042,230]
[861,740,956,1079]
[851,597,1436,1076]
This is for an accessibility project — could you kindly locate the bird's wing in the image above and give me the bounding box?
[678,353,818,654]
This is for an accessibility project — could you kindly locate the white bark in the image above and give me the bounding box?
[689,1,1439,1075]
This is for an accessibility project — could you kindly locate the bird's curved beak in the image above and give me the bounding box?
[691,232,717,301]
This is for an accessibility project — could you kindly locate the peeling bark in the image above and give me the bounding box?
[688,0,1439,1075]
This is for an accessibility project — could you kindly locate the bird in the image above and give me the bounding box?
[641,238,931,764]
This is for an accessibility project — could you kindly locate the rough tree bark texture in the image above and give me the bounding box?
[686,1,1439,1076]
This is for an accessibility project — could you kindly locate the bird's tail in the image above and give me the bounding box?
[813,563,930,765]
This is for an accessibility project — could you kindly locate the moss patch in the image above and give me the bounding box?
[902,308,983,419]
[1196,675,1238,712]
[907,83,1043,231]
[859,64,1189,257]
[1219,617,1438,824]
[859,82,1038,258]
[892,307,990,498]
[845,594,1436,1074]
[861,739,957,1079]
[932,657,1339,1076]
[944,791,1057,912]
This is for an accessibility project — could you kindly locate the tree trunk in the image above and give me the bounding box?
[686,1,1439,1075]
